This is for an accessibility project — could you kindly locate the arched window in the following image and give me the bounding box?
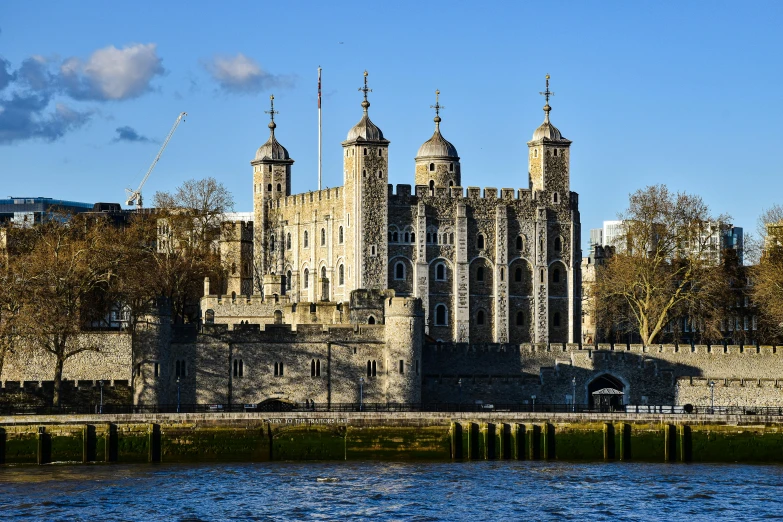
[205,309,215,324]
[304,268,309,289]
[516,311,524,326]
[553,268,560,283]
[362,169,366,178]
[435,304,447,326]
[316,359,321,377]
[372,360,377,376]
[367,360,372,377]
[534,149,538,158]
[267,183,272,192]
[363,148,367,156]
[436,263,446,281]
[395,261,405,280]
[410,232,415,242]
[231,291,236,302]
[429,163,435,172]
[553,312,561,327]
[339,226,344,243]
[553,192,559,204]
[477,310,485,325]
[321,228,326,246]
[404,232,409,242]
[311,359,316,377]
[304,231,309,248]
[427,233,432,243]
[429,180,435,195]
[321,266,326,279]
[554,237,562,252]
[515,267,522,282]
[270,235,275,251]
[500,268,504,281]
[449,163,454,172]
[477,266,484,282]
[339,264,345,285]
[477,234,485,249]
[516,236,523,250]
[233,359,244,377]
[277,183,282,192]
[368,316,376,325]
[231,262,237,275]
[286,270,292,290]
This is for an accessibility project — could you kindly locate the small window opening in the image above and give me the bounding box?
[429,163,435,172]
[515,267,522,282]
[477,310,485,325]
[395,262,405,280]
[516,311,524,326]
[321,228,326,246]
[477,266,484,282]
[368,316,376,325]
[267,183,272,192]
[304,268,309,289]
[277,183,282,192]
[435,304,447,325]
[436,263,445,281]
[553,268,560,283]
[554,237,562,252]
[339,226,344,243]
[399,360,404,374]
[477,234,485,249]
[449,163,454,172]
[516,236,523,250]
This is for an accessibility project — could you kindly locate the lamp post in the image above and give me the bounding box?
[531,395,536,412]
[458,378,462,411]
[359,377,364,412]
[98,380,104,414]
[708,380,715,414]
[176,376,181,414]
[571,377,576,412]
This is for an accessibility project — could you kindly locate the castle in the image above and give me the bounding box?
[215,72,581,346]
[5,73,783,411]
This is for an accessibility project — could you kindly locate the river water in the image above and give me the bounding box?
[0,461,781,520]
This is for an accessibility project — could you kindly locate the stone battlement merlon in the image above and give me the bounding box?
[426,342,782,354]
[268,187,343,209]
[197,322,386,343]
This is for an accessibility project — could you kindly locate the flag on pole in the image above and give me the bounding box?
[318,67,322,109]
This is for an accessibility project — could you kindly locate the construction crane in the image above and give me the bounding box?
[125,111,187,208]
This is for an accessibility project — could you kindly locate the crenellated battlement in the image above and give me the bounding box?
[387,184,532,201]
[221,220,253,241]
[268,186,343,209]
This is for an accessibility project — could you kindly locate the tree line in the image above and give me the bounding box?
[0,177,233,406]
[590,184,783,346]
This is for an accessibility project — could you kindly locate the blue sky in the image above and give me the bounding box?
[2,1,782,251]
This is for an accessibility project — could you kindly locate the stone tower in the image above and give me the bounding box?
[527,75,578,344]
[251,95,294,292]
[414,90,461,192]
[383,295,424,403]
[342,71,390,291]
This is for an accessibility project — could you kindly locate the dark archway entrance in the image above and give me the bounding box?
[588,374,625,411]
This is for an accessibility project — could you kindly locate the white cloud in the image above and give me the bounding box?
[59,43,165,100]
[203,53,294,94]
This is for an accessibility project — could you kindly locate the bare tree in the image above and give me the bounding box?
[594,185,732,345]
[751,204,783,340]
[150,177,234,323]
[10,215,119,406]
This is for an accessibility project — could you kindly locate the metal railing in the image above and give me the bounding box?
[3,402,783,416]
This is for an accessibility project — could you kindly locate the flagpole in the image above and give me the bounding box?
[318,66,322,191]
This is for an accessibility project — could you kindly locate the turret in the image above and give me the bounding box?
[383,295,424,403]
[527,75,572,201]
[415,90,460,192]
[252,95,294,293]
[342,71,390,291]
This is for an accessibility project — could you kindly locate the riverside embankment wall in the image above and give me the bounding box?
[2,412,783,464]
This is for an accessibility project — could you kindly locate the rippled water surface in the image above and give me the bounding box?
[1,461,782,520]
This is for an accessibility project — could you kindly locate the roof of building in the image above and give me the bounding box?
[255,124,291,161]
[532,118,565,141]
[345,71,387,143]
[416,91,459,159]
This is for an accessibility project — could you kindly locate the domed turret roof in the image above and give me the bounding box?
[532,118,564,141]
[416,90,459,159]
[417,123,458,158]
[346,113,385,142]
[253,94,292,162]
[255,122,290,161]
[345,70,387,143]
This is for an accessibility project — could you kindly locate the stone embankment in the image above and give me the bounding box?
[1,412,782,464]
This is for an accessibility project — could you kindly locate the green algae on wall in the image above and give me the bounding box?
[690,425,783,463]
[553,422,605,460]
[161,424,270,462]
[629,423,666,462]
[48,426,84,463]
[117,424,150,462]
[3,429,38,464]
[346,426,451,460]
[271,424,346,461]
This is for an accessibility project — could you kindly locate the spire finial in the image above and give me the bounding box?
[358,70,372,113]
[431,89,444,129]
[265,94,279,132]
[539,74,553,123]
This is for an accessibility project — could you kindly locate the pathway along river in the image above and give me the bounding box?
[1,461,782,520]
